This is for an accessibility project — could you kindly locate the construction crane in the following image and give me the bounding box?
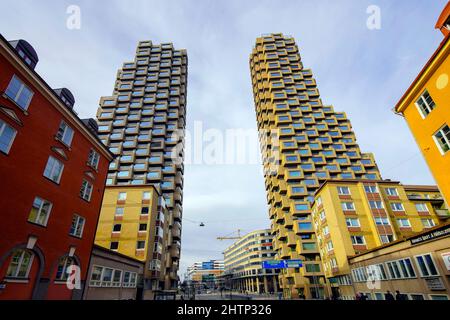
[217,229,242,241]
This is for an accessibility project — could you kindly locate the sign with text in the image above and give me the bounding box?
[410,224,450,245]
[262,259,303,269]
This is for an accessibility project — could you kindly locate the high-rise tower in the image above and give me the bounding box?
[250,33,381,299]
[94,40,187,298]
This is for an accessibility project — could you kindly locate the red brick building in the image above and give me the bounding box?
[0,35,113,299]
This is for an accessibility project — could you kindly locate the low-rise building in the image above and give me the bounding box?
[311,179,449,299]
[83,245,144,300]
[348,222,450,300]
[223,229,280,294]
[94,185,176,299]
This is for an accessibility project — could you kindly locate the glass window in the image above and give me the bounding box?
[337,186,350,195]
[28,196,52,226]
[6,249,34,278]
[434,124,450,154]
[421,218,435,228]
[0,119,17,154]
[55,256,76,281]
[87,149,100,169]
[69,214,85,238]
[43,156,64,183]
[5,75,34,110]
[341,202,355,211]
[118,192,127,201]
[80,180,93,201]
[416,90,436,117]
[56,121,74,146]
[390,203,404,211]
[415,254,438,277]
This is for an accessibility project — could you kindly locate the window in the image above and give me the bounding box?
[117,192,127,201]
[433,124,450,154]
[351,236,365,245]
[111,269,122,287]
[123,272,137,288]
[5,75,34,110]
[409,294,425,301]
[298,222,312,230]
[87,149,100,169]
[112,224,122,232]
[390,203,404,211]
[421,218,435,228]
[80,180,93,201]
[385,188,398,196]
[69,214,85,238]
[337,186,350,195]
[101,268,113,286]
[341,202,355,211]
[416,90,436,118]
[110,242,119,250]
[139,223,147,231]
[56,121,74,146]
[429,295,449,300]
[55,256,76,281]
[346,218,360,227]
[6,250,34,278]
[386,258,416,279]
[397,218,411,228]
[28,196,52,226]
[141,207,149,215]
[115,207,124,215]
[136,241,146,250]
[369,201,384,209]
[143,191,151,200]
[374,217,390,225]
[326,241,333,252]
[90,266,103,286]
[415,203,429,212]
[380,234,394,244]
[364,185,378,193]
[43,156,64,183]
[0,119,17,154]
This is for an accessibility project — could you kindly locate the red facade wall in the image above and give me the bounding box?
[0,48,111,299]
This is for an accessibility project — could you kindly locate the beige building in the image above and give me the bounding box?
[223,229,280,294]
[347,222,450,300]
[83,245,144,300]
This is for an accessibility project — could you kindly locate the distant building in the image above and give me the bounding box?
[348,222,450,300]
[395,1,450,207]
[186,260,224,289]
[223,229,280,294]
[0,35,113,299]
[311,179,449,299]
[83,245,144,300]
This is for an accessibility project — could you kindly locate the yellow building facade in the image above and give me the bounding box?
[250,33,381,299]
[311,179,449,299]
[95,185,179,299]
[395,4,450,207]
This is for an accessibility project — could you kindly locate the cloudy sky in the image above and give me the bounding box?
[1,0,447,277]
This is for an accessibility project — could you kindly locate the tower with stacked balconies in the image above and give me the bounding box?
[94,40,187,298]
[250,33,381,299]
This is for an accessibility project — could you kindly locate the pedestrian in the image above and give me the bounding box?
[395,290,407,300]
[385,290,395,301]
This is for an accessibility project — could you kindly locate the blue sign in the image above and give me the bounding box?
[262,259,303,269]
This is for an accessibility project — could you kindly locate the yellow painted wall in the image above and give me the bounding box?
[94,186,158,261]
[399,39,450,207]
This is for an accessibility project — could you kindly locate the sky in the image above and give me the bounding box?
[1,0,447,279]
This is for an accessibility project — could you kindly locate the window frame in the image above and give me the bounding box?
[5,249,34,279]
[415,253,439,277]
[0,119,17,155]
[43,156,64,184]
[69,214,85,238]
[56,120,75,147]
[28,196,53,226]
[5,75,34,111]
